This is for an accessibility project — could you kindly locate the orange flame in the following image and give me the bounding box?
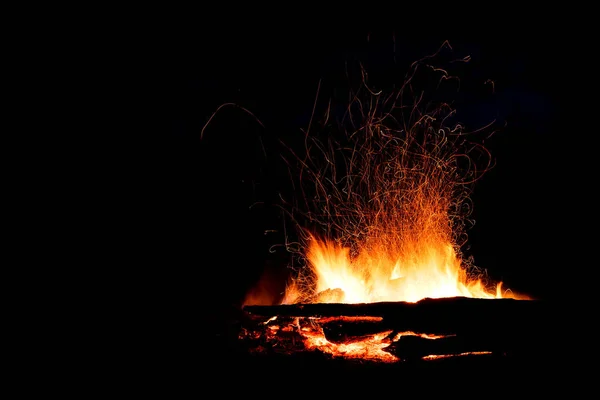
[283,234,510,304]
[245,41,527,307]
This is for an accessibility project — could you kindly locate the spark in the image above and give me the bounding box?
[200,102,264,140]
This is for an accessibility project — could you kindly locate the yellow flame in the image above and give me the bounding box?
[282,233,512,304]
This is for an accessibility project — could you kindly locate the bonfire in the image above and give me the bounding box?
[239,41,540,363]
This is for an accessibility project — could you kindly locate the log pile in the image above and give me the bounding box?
[239,297,553,361]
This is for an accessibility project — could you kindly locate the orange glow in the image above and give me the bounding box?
[302,328,398,363]
[422,352,492,360]
[300,328,457,363]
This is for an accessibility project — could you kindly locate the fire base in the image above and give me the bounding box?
[238,297,552,363]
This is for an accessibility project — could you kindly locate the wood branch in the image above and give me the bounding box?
[243,297,552,335]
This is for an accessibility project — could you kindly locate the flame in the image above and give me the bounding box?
[283,233,513,304]
[245,41,528,308]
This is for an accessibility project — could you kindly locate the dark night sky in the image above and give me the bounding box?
[150,25,590,312]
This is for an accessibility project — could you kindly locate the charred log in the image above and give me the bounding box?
[383,334,499,360]
[243,297,551,336]
[320,316,389,343]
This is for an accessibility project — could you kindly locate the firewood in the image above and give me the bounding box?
[243,297,551,336]
[320,316,390,343]
[383,334,500,360]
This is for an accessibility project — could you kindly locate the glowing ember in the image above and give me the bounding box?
[302,328,397,363]
[422,352,492,360]
[301,327,458,363]
[239,309,491,363]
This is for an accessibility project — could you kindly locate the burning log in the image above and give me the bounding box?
[243,297,551,335]
[240,297,552,361]
[319,316,387,343]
